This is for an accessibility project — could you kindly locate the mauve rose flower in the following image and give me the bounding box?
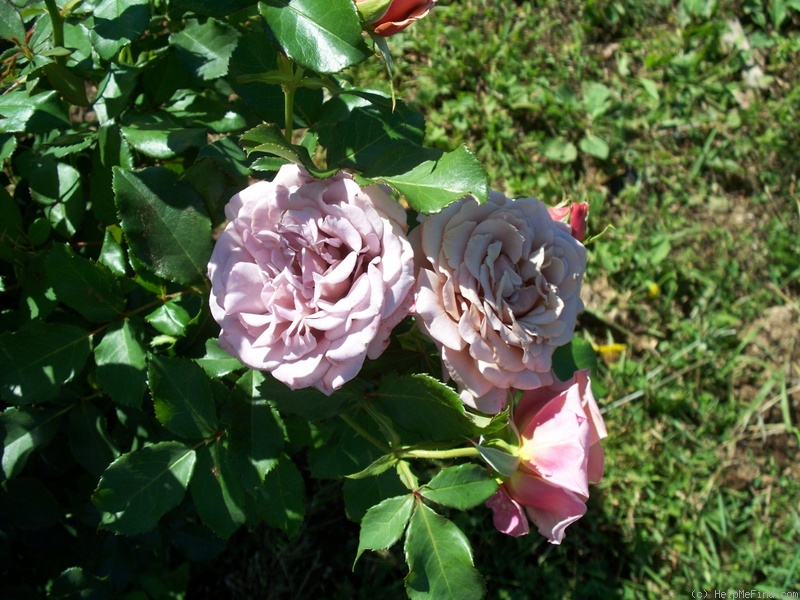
[410,191,587,413]
[208,164,415,395]
[355,0,436,37]
[487,370,607,543]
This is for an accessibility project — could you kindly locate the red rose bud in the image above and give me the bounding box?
[355,0,437,37]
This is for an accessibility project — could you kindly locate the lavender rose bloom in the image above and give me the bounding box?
[410,191,587,413]
[208,164,415,395]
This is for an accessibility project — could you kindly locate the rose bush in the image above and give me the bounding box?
[355,0,437,36]
[208,164,415,394]
[486,370,607,543]
[411,191,588,413]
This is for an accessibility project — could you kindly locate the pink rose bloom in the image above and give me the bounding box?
[486,370,607,544]
[207,164,415,395]
[410,191,587,413]
[355,0,437,37]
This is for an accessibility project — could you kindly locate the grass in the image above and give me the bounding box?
[204,0,800,597]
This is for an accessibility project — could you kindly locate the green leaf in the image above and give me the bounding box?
[0,406,61,480]
[544,137,577,163]
[571,336,598,370]
[582,82,611,119]
[355,494,414,564]
[42,63,90,107]
[419,464,498,510]
[404,504,485,600]
[145,298,192,337]
[169,18,240,80]
[227,370,284,493]
[94,64,139,125]
[258,0,370,74]
[190,443,248,539]
[0,322,90,405]
[170,0,258,17]
[552,337,597,381]
[114,166,213,286]
[195,339,244,378]
[149,356,219,439]
[99,225,128,276]
[373,374,477,442]
[121,118,207,159]
[93,441,197,535]
[343,469,407,522]
[259,374,355,420]
[365,145,488,214]
[0,1,25,42]
[67,401,118,477]
[0,90,70,134]
[27,158,85,237]
[638,77,660,102]
[579,134,610,160]
[94,319,148,408]
[92,125,134,225]
[45,244,126,322]
[475,444,519,478]
[240,123,335,177]
[90,0,150,61]
[50,567,113,599]
[250,454,305,537]
[0,477,61,530]
[316,94,425,172]
[308,415,385,479]
[346,453,398,479]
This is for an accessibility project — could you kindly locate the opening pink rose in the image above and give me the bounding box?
[486,370,607,544]
[355,0,437,37]
[410,191,587,413]
[207,164,415,395]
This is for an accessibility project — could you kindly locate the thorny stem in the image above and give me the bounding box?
[44,0,65,64]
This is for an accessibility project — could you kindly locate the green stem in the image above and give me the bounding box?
[278,55,301,143]
[340,413,392,454]
[44,0,65,64]
[399,447,481,460]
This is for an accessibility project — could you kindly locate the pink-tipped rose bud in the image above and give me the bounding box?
[547,202,589,243]
[485,370,607,544]
[355,0,437,37]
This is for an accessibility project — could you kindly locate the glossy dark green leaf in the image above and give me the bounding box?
[0,133,16,161]
[240,123,334,177]
[552,337,596,382]
[94,64,139,125]
[0,406,61,480]
[99,225,127,276]
[18,252,57,320]
[346,453,398,479]
[0,1,25,42]
[259,0,370,74]
[94,319,148,408]
[373,374,477,442]
[195,339,244,378]
[0,90,70,134]
[0,321,90,404]
[364,145,488,214]
[355,494,414,564]
[145,298,192,337]
[67,401,119,476]
[121,118,207,159]
[316,95,425,172]
[0,186,23,258]
[343,469,407,522]
[170,0,258,17]
[28,160,84,235]
[259,374,356,421]
[93,441,197,535]
[42,62,90,107]
[165,90,247,133]
[227,370,284,492]
[90,0,150,60]
[92,124,134,225]
[190,443,248,539]
[419,464,498,510]
[308,414,385,479]
[50,567,113,599]
[251,454,305,537]
[404,504,485,600]
[45,243,125,322]
[113,166,213,286]
[149,356,218,439]
[169,18,240,80]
